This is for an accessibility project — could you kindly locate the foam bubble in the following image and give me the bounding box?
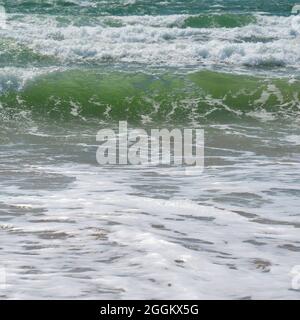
[0,13,299,71]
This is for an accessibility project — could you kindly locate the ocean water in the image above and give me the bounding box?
[0,0,300,299]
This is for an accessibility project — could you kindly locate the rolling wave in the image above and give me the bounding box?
[1,70,299,123]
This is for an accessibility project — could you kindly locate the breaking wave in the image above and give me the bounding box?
[1,69,299,123]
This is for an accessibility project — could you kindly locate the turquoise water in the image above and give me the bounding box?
[0,0,299,299]
[3,0,297,16]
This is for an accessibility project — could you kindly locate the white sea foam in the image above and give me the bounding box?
[0,154,299,299]
[0,67,61,92]
[0,13,299,70]
[0,119,300,299]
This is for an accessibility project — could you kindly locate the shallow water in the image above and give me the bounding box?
[0,0,300,299]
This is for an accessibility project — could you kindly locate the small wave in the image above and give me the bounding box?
[182,14,257,28]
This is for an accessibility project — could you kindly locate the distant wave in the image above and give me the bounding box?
[1,14,299,69]
[182,14,257,28]
[4,0,297,16]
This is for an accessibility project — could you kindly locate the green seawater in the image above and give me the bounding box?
[0,0,300,300]
[1,70,299,123]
